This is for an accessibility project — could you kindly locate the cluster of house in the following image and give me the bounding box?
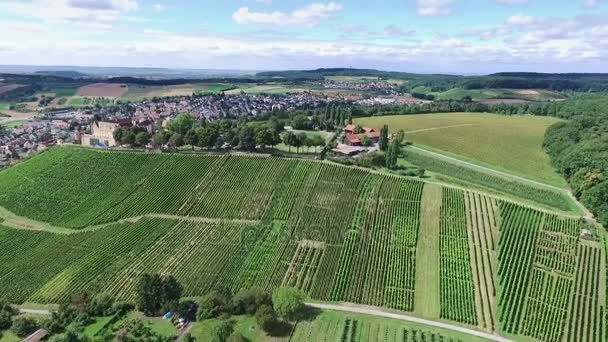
[309,80,401,95]
[0,119,82,167]
[355,95,428,106]
[128,93,329,123]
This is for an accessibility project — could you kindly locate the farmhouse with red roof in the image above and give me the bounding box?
[344,124,380,146]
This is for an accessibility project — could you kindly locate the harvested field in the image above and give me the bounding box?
[0,84,22,94]
[76,83,128,97]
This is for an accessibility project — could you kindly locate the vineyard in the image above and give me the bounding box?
[0,147,605,342]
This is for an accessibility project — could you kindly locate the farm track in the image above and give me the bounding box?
[0,205,259,235]
[306,302,513,342]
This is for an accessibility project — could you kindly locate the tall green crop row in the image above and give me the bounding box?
[497,202,542,333]
[565,244,604,342]
[439,187,478,325]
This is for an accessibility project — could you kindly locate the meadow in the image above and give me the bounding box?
[0,147,602,342]
[355,112,565,187]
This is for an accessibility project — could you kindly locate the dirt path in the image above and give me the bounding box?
[414,184,442,318]
[0,206,259,235]
[18,308,50,315]
[405,124,478,134]
[305,303,512,342]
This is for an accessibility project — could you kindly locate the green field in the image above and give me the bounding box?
[0,147,602,342]
[355,113,566,187]
[48,87,77,97]
[0,103,10,111]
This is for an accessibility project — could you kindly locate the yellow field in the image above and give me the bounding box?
[355,113,565,187]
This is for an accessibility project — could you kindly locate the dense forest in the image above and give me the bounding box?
[542,94,608,226]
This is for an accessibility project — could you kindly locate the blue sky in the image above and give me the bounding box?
[0,0,607,73]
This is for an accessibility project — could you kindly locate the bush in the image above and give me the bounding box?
[89,293,114,316]
[11,316,38,337]
[232,287,272,315]
[272,287,305,321]
[197,287,232,320]
[255,305,277,333]
[111,302,134,316]
[211,320,234,342]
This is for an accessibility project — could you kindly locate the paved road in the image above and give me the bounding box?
[306,303,513,342]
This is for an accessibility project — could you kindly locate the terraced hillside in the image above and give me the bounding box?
[0,147,604,342]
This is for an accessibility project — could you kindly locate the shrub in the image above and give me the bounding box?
[255,305,278,333]
[11,316,38,337]
[211,320,234,342]
[197,288,232,320]
[232,287,271,315]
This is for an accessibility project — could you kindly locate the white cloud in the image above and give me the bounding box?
[416,0,455,16]
[0,0,139,28]
[152,3,164,12]
[496,0,529,5]
[232,2,342,26]
[506,14,536,25]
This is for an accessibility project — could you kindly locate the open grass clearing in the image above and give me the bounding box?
[355,113,566,187]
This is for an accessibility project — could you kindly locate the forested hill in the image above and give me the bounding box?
[257,68,608,91]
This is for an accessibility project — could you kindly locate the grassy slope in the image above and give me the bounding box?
[355,112,566,187]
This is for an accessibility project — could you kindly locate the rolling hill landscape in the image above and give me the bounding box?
[0,141,604,341]
[1,1,608,341]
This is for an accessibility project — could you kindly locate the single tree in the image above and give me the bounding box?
[135,132,149,147]
[360,135,372,147]
[184,129,198,149]
[283,131,296,152]
[113,128,125,144]
[239,125,256,151]
[169,133,184,147]
[121,131,136,146]
[272,287,305,321]
[379,125,389,151]
[168,113,195,135]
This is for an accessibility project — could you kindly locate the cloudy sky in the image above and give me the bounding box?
[0,0,607,74]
